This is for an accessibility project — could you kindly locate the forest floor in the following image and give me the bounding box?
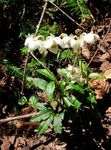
[0,17,111,150]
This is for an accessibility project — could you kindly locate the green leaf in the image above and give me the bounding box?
[29,96,46,110]
[53,113,64,134]
[58,68,68,78]
[48,0,56,3]
[87,92,97,104]
[71,95,81,110]
[30,108,53,122]
[88,73,105,79]
[79,61,89,76]
[59,49,72,61]
[20,46,29,54]
[27,77,48,90]
[29,95,38,105]
[63,97,72,107]
[38,114,53,134]
[46,81,55,101]
[18,96,27,105]
[59,80,66,91]
[33,102,46,110]
[65,83,84,94]
[36,69,56,81]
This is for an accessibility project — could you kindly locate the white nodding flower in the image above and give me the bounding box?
[44,38,54,49]
[24,36,33,47]
[78,35,85,48]
[66,64,80,75]
[82,32,100,45]
[38,44,48,56]
[66,64,74,72]
[93,34,100,41]
[24,35,43,51]
[66,64,83,83]
[69,36,79,52]
[60,33,70,48]
[54,37,66,49]
[44,36,58,54]
[28,40,40,51]
[48,45,58,54]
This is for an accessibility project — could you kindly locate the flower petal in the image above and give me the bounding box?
[54,37,66,49]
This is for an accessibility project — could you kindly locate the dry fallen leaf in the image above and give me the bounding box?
[89,79,110,99]
[104,69,111,79]
[99,53,110,62]
[1,137,11,150]
[104,33,111,43]
[106,107,111,113]
[81,45,91,60]
[100,61,111,73]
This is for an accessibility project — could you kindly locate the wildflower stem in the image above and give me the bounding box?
[30,52,58,84]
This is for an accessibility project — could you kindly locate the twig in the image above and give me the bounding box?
[30,52,48,71]
[21,53,29,95]
[88,20,111,66]
[0,112,37,124]
[35,0,48,34]
[48,1,85,31]
[21,1,26,21]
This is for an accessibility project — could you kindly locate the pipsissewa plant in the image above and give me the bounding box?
[18,31,104,134]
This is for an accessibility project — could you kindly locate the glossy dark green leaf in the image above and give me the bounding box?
[87,92,97,104]
[79,61,89,76]
[46,81,55,101]
[57,68,68,78]
[29,95,38,106]
[65,83,84,94]
[38,114,53,134]
[88,73,105,79]
[71,95,81,110]
[18,96,27,105]
[29,95,46,110]
[53,113,64,134]
[48,0,55,2]
[27,77,48,90]
[63,96,72,107]
[59,80,66,91]
[36,69,56,81]
[30,108,53,122]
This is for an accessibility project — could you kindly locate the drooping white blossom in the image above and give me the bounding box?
[54,37,66,49]
[60,33,70,48]
[82,32,100,45]
[24,35,42,51]
[44,36,58,54]
[24,32,100,55]
[69,37,79,52]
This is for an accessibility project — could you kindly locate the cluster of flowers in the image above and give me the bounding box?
[24,32,99,55]
[66,64,85,83]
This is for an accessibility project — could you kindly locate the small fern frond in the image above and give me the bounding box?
[66,0,92,21]
[2,60,23,78]
[8,65,23,78]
